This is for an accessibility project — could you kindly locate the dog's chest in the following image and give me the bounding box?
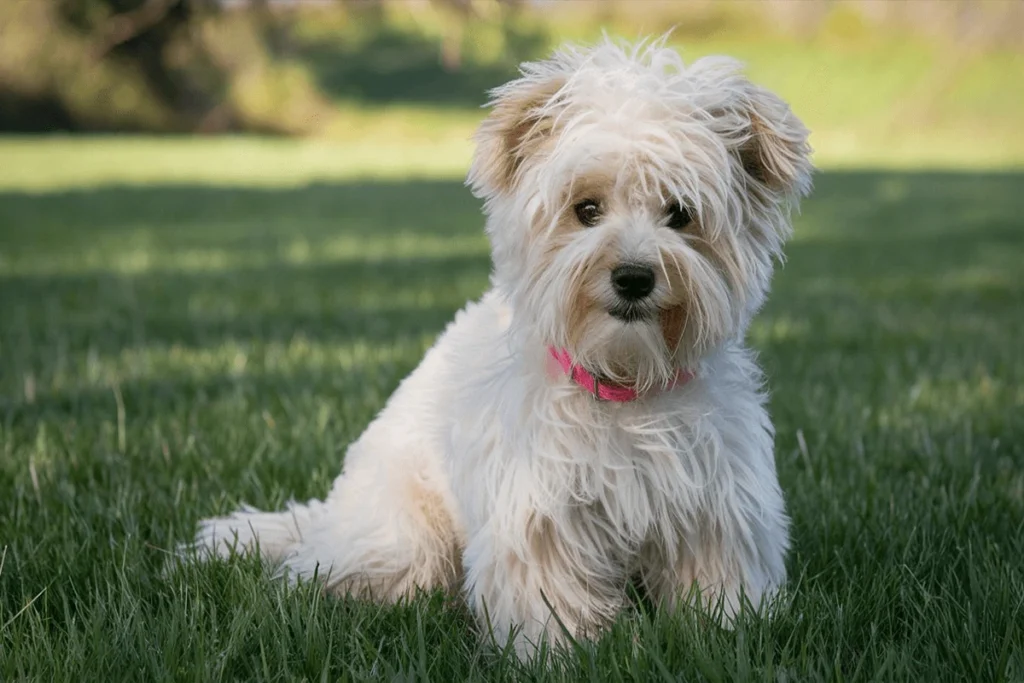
[560,418,706,549]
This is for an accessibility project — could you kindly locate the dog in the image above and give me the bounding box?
[185,36,813,659]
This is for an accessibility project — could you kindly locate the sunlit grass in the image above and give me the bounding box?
[0,134,477,191]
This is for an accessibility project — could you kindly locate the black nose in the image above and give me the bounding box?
[611,264,655,301]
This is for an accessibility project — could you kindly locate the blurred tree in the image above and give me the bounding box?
[0,1,168,131]
[66,0,224,126]
[0,0,329,133]
[432,0,473,72]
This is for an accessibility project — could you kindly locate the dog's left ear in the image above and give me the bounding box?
[467,71,567,200]
[731,83,813,198]
[692,55,813,199]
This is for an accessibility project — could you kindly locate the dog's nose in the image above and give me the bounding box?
[611,264,655,301]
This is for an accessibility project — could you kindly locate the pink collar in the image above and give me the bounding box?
[548,347,693,402]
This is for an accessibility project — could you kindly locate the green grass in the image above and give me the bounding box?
[1,133,1023,682]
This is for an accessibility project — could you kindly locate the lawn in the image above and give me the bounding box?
[1,131,1022,681]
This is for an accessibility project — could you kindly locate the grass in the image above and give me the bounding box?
[1,126,1024,682]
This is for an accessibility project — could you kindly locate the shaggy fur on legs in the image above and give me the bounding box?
[185,35,813,660]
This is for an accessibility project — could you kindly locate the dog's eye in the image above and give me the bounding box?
[574,200,602,227]
[665,202,693,231]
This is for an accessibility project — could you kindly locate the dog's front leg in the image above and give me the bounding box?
[461,511,626,661]
[642,498,789,625]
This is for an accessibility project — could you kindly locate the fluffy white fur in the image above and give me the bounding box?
[184,36,813,659]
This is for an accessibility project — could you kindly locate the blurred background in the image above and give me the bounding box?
[2,0,1023,171]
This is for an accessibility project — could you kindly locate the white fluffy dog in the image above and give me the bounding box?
[187,36,813,658]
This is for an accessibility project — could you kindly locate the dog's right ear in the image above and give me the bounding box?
[467,72,567,199]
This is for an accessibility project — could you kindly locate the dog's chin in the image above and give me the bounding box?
[607,304,654,325]
[566,309,678,387]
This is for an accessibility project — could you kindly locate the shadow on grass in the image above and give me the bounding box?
[0,179,485,241]
[0,168,1021,424]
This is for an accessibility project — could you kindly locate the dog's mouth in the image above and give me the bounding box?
[608,303,654,323]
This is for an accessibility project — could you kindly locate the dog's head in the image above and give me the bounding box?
[468,37,812,390]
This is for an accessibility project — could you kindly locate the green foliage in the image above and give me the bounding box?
[0,0,335,133]
[0,1,171,131]
[0,139,1022,681]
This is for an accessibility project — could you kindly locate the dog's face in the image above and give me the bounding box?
[469,39,813,390]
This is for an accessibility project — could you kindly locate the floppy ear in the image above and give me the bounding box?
[734,83,813,198]
[467,72,567,199]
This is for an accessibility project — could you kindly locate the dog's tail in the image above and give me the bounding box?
[179,498,327,567]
